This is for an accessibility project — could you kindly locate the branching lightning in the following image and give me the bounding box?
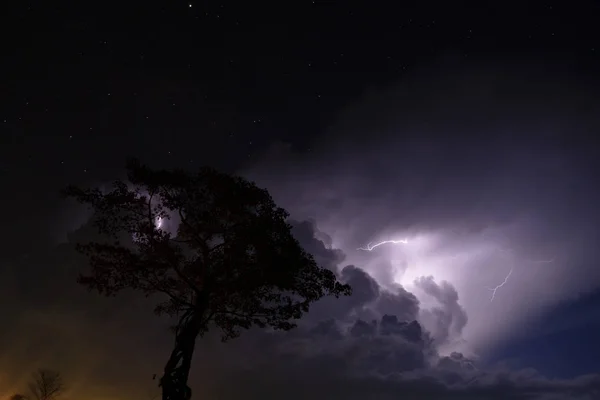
[486,268,513,302]
[484,249,555,302]
[357,239,408,251]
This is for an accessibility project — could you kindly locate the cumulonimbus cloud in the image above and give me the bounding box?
[242,56,600,357]
[231,56,600,397]
[202,219,600,399]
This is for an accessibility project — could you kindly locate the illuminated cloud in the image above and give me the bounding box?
[244,58,600,359]
[236,57,600,398]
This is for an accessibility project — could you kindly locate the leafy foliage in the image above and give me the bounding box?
[63,159,352,340]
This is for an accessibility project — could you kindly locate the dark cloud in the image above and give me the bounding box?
[372,286,420,322]
[340,265,380,310]
[414,276,468,347]
[290,219,345,271]
[207,313,600,400]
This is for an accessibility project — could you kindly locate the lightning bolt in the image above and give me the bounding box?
[483,250,554,302]
[486,268,513,302]
[357,239,408,251]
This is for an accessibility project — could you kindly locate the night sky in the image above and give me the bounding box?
[3,1,600,399]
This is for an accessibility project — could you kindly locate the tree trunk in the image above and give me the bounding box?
[160,313,202,400]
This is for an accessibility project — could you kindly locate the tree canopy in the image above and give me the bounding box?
[63,159,351,400]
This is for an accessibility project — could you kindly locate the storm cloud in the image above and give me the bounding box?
[3,56,600,400]
[244,56,600,357]
[206,207,600,400]
[235,57,600,397]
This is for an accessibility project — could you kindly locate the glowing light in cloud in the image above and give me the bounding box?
[354,233,468,289]
[348,228,564,355]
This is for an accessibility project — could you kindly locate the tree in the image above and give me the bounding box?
[27,369,65,400]
[63,159,352,400]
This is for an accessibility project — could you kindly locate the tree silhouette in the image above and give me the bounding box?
[10,394,28,400]
[27,369,64,400]
[63,159,352,400]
